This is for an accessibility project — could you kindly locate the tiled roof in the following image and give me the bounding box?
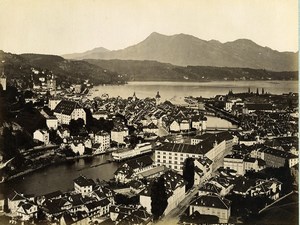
[123,155,153,170]
[245,103,273,111]
[74,176,95,187]
[260,146,298,159]
[199,183,222,194]
[157,132,233,155]
[44,191,63,200]
[190,194,231,209]
[232,177,256,194]
[54,100,80,115]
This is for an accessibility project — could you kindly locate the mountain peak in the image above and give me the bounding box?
[230,38,258,46]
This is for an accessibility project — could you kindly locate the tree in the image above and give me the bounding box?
[183,158,195,191]
[114,193,139,205]
[69,118,84,136]
[2,127,17,159]
[151,176,168,220]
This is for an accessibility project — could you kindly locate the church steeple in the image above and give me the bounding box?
[155,91,161,106]
[132,92,137,101]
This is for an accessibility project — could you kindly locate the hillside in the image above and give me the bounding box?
[65,32,298,71]
[0,51,125,87]
[21,53,125,85]
[86,59,298,82]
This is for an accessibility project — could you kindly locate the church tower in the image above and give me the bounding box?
[155,91,161,106]
[0,61,6,91]
[132,92,137,102]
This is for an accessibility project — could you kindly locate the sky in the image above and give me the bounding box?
[0,0,298,55]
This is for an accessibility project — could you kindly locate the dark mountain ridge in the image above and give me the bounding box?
[63,32,298,72]
[86,59,298,82]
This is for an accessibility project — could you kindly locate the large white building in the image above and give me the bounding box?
[189,195,231,223]
[53,100,86,125]
[223,154,244,175]
[155,132,234,172]
[95,131,110,150]
[223,154,266,175]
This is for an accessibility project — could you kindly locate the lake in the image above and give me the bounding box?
[90,80,298,103]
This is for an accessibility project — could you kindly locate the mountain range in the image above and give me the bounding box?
[63,32,298,72]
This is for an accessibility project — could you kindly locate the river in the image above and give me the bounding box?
[0,80,296,198]
[0,116,236,197]
[0,155,120,197]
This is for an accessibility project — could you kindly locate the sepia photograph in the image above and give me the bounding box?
[0,0,298,224]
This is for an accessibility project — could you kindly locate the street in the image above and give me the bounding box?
[157,185,201,225]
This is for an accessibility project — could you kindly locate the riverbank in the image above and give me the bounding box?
[4,153,108,183]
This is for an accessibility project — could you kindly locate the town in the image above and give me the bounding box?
[0,67,298,225]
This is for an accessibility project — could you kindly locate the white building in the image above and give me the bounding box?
[169,120,180,132]
[189,195,231,223]
[70,142,85,156]
[46,116,58,130]
[33,129,50,145]
[223,154,245,175]
[111,127,129,144]
[73,176,95,196]
[95,131,110,150]
[155,132,233,172]
[225,101,234,111]
[194,156,213,184]
[53,100,86,125]
[180,120,190,131]
[191,116,207,131]
[48,98,61,110]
